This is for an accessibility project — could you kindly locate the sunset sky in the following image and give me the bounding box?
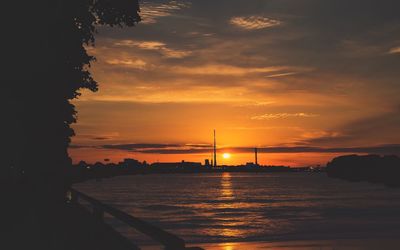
[69,0,400,166]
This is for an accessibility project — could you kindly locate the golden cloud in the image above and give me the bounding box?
[105,58,148,69]
[140,0,191,24]
[114,39,191,58]
[389,46,400,54]
[251,113,319,120]
[230,16,282,30]
[171,64,289,76]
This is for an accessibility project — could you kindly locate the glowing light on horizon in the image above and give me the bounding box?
[222,153,231,159]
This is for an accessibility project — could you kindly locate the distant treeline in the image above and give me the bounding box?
[326,154,400,187]
[70,159,318,183]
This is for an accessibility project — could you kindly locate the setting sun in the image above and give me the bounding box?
[222,153,231,159]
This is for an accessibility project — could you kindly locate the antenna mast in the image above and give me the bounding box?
[213,129,217,167]
[255,147,258,166]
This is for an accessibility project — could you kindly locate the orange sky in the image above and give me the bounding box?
[69,0,400,167]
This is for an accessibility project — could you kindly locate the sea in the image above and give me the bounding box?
[74,172,400,249]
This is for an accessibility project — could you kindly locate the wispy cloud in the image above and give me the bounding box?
[299,108,400,146]
[105,58,148,69]
[234,101,276,107]
[114,39,191,58]
[266,72,298,78]
[184,143,212,148]
[122,40,165,50]
[388,46,400,54]
[101,143,181,151]
[92,137,113,141]
[94,143,213,152]
[140,0,190,24]
[171,64,289,76]
[72,143,400,155]
[229,15,282,30]
[251,113,319,120]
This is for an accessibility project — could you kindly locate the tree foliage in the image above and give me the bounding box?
[5,0,140,201]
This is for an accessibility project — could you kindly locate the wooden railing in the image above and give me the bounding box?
[69,188,201,250]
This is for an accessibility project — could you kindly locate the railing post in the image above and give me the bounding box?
[69,188,202,249]
[66,189,79,204]
[71,190,79,204]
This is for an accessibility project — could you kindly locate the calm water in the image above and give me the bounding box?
[75,172,400,248]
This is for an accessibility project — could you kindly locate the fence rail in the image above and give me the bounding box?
[69,188,197,250]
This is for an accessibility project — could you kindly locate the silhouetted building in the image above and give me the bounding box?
[77,160,89,169]
[151,161,202,171]
[245,162,258,168]
[181,160,202,169]
[120,158,142,168]
[93,162,105,168]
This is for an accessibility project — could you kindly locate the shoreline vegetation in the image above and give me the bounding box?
[72,154,400,189]
[326,154,400,187]
[72,159,324,183]
[71,159,323,183]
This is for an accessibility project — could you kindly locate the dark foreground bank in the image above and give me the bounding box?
[6,187,202,250]
[6,197,137,250]
[326,154,400,187]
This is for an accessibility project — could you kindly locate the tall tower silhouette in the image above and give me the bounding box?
[213,129,217,167]
[255,147,258,166]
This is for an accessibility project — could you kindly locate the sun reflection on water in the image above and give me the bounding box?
[220,242,235,250]
[221,172,234,200]
[218,172,244,238]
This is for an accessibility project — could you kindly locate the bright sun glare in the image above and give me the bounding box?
[222,153,231,159]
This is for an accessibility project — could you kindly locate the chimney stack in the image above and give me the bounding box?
[213,129,217,167]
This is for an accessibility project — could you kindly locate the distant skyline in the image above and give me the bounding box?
[70,0,400,166]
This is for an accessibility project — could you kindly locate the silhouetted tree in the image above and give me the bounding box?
[326,154,400,187]
[5,0,140,204]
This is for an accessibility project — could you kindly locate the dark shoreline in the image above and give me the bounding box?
[71,165,323,183]
[326,154,400,188]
